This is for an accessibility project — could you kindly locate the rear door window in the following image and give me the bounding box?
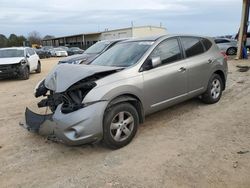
[181,37,204,58]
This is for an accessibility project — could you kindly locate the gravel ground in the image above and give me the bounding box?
[0,57,250,188]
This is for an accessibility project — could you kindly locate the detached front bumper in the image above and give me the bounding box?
[23,101,108,145]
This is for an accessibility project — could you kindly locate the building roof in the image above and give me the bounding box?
[42,25,167,41]
[43,32,101,41]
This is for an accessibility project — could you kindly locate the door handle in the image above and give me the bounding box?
[178,67,186,72]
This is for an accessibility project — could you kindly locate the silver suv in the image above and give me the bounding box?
[24,35,228,149]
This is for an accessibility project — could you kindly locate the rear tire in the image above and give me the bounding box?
[201,74,223,104]
[103,102,139,149]
[20,66,29,80]
[36,61,41,73]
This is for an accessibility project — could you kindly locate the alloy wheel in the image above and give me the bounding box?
[110,111,134,142]
[211,79,221,99]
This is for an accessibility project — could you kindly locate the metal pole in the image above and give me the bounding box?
[236,0,248,59]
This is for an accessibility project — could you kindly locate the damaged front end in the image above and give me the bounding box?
[35,77,97,114]
[23,64,121,145]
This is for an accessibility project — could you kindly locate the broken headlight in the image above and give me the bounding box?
[37,80,96,114]
[60,81,96,113]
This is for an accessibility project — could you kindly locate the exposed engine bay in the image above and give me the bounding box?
[34,69,119,114]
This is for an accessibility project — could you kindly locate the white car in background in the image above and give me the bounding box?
[50,48,68,57]
[0,47,41,80]
[214,38,237,55]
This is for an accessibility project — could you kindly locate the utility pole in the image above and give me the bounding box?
[236,0,250,59]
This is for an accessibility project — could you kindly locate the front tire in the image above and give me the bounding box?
[201,74,223,104]
[103,103,139,149]
[20,66,29,80]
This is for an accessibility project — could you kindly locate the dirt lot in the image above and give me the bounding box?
[0,57,250,188]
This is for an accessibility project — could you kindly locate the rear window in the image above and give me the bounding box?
[181,37,204,58]
[201,38,212,51]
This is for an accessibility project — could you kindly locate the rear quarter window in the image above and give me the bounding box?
[181,37,204,58]
[201,38,212,51]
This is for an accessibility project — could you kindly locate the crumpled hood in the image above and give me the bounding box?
[59,53,99,64]
[44,64,121,93]
[0,57,24,65]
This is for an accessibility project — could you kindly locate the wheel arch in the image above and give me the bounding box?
[214,70,226,90]
[26,64,30,72]
[106,94,145,124]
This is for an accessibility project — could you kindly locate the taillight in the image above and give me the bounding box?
[221,52,228,61]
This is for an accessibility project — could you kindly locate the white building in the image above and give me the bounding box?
[42,25,167,49]
[101,26,167,40]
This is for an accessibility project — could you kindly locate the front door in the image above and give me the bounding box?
[27,48,37,71]
[142,38,188,114]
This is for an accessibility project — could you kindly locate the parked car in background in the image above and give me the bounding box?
[0,47,41,80]
[24,35,227,149]
[35,49,51,59]
[246,32,250,50]
[234,32,250,50]
[41,46,53,52]
[59,46,69,51]
[214,38,238,55]
[50,48,68,57]
[41,46,52,57]
[58,39,126,64]
[67,47,84,56]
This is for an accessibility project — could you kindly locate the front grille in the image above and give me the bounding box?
[0,65,12,71]
[0,64,20,77]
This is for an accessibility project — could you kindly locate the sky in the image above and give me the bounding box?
[0,0,243,38]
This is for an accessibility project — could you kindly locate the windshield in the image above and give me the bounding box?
[42,46,53,51]
[71,47,80,50]
[91,41,153,67]
[54,48,64,51]
[59,46,69,50]
[85,41,111,54]
[0,49,24,58]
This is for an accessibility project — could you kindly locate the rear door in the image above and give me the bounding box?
[180,37,212,95]
[142,37,188,113]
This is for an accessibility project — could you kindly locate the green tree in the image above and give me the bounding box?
[8,34,18,46]
[16,35,27,46]
[0,34,8,48]
[6,34,27,47]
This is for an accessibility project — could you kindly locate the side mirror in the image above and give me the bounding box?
[26,54,30,58]
[151,57,162,68]
[140,56,162,72]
